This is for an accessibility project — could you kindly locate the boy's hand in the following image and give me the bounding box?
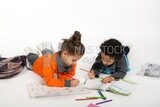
[101,76,115,84]
[88,70,95,79]
[71,79,79,87]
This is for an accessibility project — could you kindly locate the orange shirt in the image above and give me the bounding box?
[32,52,76,87]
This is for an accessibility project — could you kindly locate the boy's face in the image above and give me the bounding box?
[61,51,82,66]
[101,52,115,66]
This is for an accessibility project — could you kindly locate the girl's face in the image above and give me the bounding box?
[101,52,115,66]
[61,51,82,66]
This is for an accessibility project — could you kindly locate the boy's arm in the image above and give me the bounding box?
[91,53,103,77]
[91,62,103,77]
[111,55,128,79]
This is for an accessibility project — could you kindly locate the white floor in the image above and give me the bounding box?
[1,0,160,107]
[0,60,160,107]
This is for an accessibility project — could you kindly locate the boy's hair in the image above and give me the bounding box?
[100,38,124,60]
[61,31,85,56]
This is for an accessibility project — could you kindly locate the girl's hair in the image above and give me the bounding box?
[61,31,85,56]
[100,38,124,60]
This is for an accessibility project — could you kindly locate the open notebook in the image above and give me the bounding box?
[27,83,90,98]
[82,78,136,96]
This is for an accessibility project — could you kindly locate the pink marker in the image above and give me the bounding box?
[87,99,113,107]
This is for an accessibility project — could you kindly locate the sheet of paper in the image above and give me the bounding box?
[27,82,90,98]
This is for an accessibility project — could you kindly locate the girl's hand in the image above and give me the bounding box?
[88,70,95,79]
[71,79,79,87]
[101,76,115,84]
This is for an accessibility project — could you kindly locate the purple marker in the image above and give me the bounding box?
[87,99,113,107]
[96,99,113,105]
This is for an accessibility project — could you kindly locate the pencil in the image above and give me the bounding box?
[71,77,76,80]
[96,99,113,105]
[75,97,97,101]
[79,68,89,72]
[84,78,87,85]
[86,97,107,99]
[97,90,106,100]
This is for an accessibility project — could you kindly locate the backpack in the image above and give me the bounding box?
[0,55,26,79]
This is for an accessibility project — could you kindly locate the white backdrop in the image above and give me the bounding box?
[1,0,160,70]
[0,0,160,107]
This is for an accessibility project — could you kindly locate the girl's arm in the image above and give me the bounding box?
[42,67,71,87]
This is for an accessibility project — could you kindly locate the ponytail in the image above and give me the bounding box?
[61,31,85,55]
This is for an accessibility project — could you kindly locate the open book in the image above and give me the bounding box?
[82,78,136,96]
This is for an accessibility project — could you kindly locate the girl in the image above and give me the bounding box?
[25,31,85,87]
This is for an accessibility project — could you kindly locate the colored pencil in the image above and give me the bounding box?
[86,97,107,99]
[79,68,89,72]
[84,78,87,85]
[96,99,113,105]
[71,77,76,80]
[97,90,106,100]
[75,97,97,101]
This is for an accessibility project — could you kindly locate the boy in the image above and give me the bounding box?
[88,38,130,83]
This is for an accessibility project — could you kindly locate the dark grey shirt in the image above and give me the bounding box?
[91,53,129,79]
